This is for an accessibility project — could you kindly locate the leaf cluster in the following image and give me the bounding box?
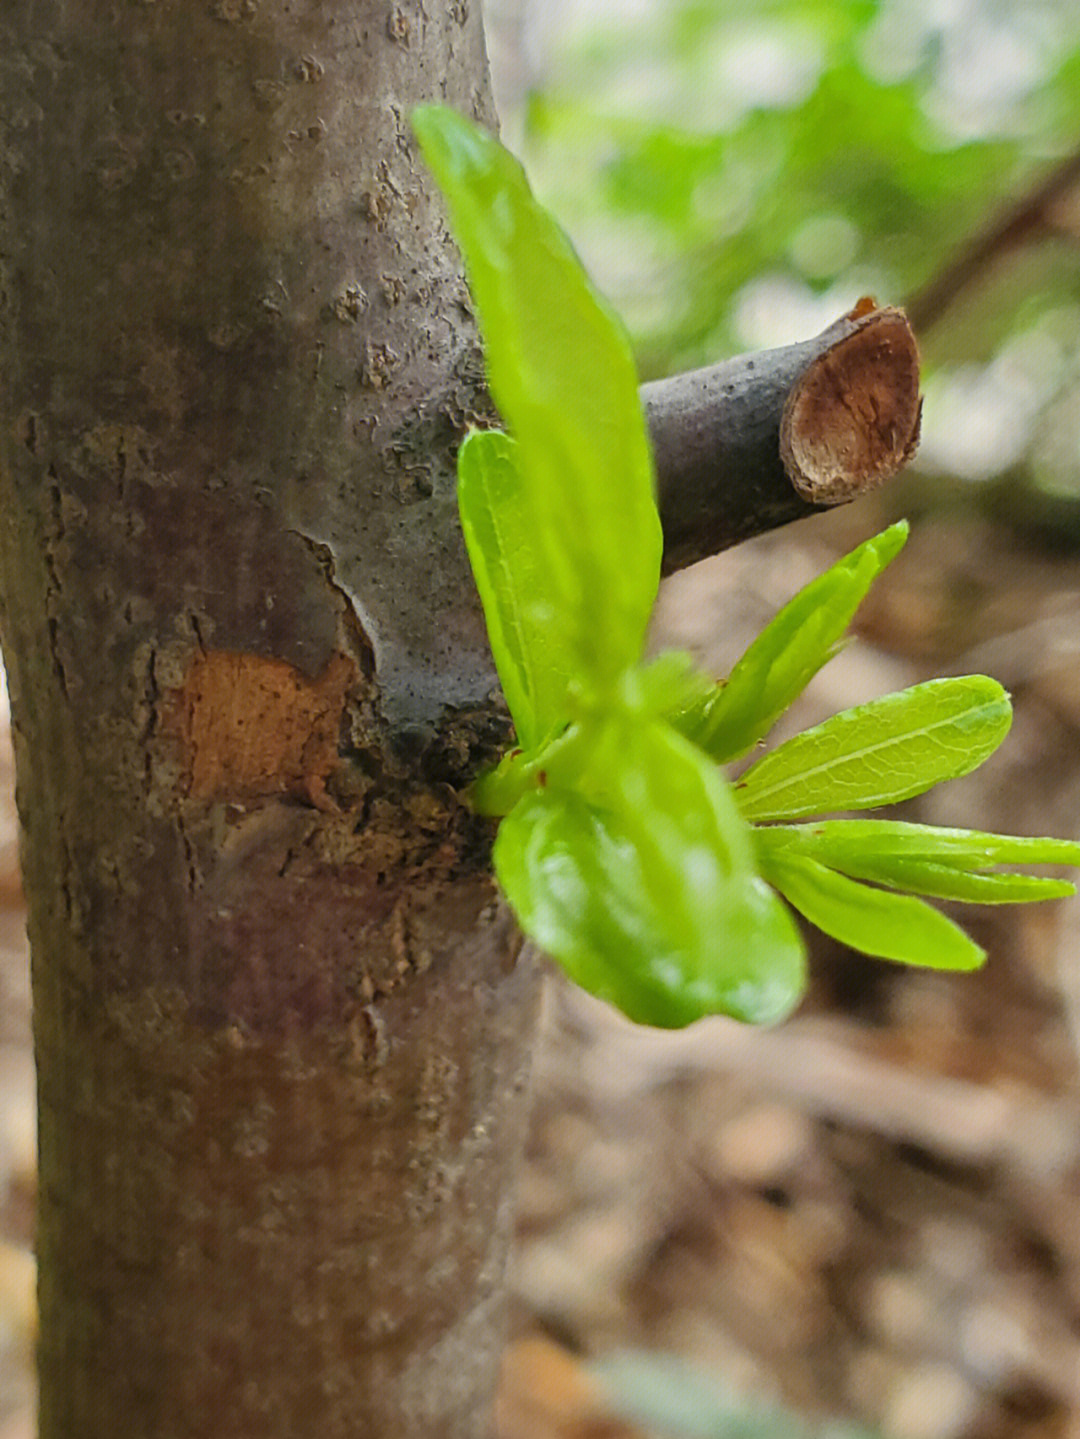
[413,105,1080,1030]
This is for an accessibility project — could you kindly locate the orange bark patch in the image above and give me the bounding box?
[165,650,354,804]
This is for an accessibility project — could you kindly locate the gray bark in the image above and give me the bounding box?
[0,4,539,1436]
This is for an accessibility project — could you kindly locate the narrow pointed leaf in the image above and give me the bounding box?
[756,822,1080,903]
[760,850,986,971]
[827,861,1074,904]
[457,429,575,747]
[756,820,1080,869]
[753,828,1075,903]
[674,522,909,761]
[414,105,661,692]
[735,677,1011,822]
[494,721,806,1027]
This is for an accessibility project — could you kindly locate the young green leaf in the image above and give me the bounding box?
[756,819,1080,869]
[472,717,598,818]
[414,104,662,694]
[759,848,986,971]
[824,861,1073,904]
[493,720,806,1027]
[617,652,716,721]
[473,734,561,819]
[756,821,1080,903]
[470,654,716,816]
[753,828,1075,903]
[735,676,1012,823]
[458,429,576,748]
[672,522,909,762]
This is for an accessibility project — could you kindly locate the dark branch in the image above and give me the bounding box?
[644,302,922,575]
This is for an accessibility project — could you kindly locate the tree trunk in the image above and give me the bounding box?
[0,4,541,1436]
[0,3,927,1433]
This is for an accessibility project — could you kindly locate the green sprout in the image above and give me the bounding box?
[412,104,1080,1029]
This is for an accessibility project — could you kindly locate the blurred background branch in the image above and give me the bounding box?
[906,148,1080,335]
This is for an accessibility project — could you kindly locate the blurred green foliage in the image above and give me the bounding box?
[517,0,1080,507]
[522,0,1080,367]
[591,1348,879,1438]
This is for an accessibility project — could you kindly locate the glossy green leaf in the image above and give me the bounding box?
[457,429,575,748]
[756,822,1080,903]
[494,720,806,1027]
[673,522,909,762]
[760,849,986,971]
[414,105,662,693]
[735,677,1012,823]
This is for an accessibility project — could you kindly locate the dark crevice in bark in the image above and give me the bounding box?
[44,473,70,700]
[141,645,160,793]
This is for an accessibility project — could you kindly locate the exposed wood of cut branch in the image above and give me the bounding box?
[644,302,922,575]
[905,149,1080,335]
